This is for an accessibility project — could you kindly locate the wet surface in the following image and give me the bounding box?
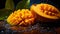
[0,20,60,34]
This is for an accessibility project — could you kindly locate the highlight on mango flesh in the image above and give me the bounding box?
[7,9,35,26]
[30,3,60,22]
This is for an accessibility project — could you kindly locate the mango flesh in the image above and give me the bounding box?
[30,3,60,22]
[7,9,35,26]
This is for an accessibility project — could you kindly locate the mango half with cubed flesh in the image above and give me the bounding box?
[30,3,60,22]
[7,9,35,26]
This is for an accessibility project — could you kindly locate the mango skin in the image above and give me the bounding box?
[30,3,60,22]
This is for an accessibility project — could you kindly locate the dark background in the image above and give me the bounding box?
[30,0,60,10]
[0,0,21,9]
[0,0,60,9]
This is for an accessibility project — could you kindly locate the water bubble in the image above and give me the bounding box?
[5,24,10,29]
[0,30,4,34]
